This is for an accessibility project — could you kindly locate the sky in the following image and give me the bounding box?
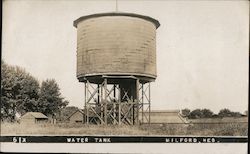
[2,0,249,113]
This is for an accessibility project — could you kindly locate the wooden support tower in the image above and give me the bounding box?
[83,76,151,125]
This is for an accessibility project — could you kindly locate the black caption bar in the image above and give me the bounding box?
[0,136,247,143]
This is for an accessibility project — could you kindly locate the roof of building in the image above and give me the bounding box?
[22,112,48,119]
[142,110,189,124]
[67,109,85,119]
[73,12,160,28]
[67,109,97,120]
[150,110,180,113]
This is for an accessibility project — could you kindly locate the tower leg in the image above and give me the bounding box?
[136,79,139,125]
[104,78,108,125]
[149,83,151,125]
[83,77,151,125]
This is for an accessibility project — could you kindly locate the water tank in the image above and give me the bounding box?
[73,12,160,83]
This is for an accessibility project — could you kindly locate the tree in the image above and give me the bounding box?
[187,108,214,119]
[218,108,233,117]
[1,61,40,121]
[14,67,40,114]
[232,112,243,117]
[201,109,214,118]
[38,79,68,116]
[181,108,190,117]
[188,109,202,119]
[218,108,242,118]
[1,61,70,121]
[1,61,15,120]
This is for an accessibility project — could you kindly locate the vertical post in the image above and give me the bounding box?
[97,84,100,104]
[97,84,100,124]
[85,82,89,125]
[101,81,103,124]
[84,82,86,124]
[149,83,151,125]
[141,84,144,124]
[131,100,134,125]
[113,85,116,124]
[136,79,139,125]
[104,78,108,125]
[118,85,121,125]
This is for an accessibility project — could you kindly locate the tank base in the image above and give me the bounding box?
[83,76,151,125]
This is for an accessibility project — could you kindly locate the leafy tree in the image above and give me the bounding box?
[14,67,40,114]
[188,109,202,119]
[218,108,243,118]
[38,79,68,116]
[181,108,190,117]
[1,61,16,120]
[231,112,243,117]
[201,109,214,118]
[188,108,215,119]
[218,108,233,117]
[1,61,70,121]
[1,61,40,121]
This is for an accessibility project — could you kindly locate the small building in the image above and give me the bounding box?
[141,110,189,124]
[20,112,48,124]
[67,109,99,124]
[67,109,85,123]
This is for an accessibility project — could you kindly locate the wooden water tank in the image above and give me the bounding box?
[73,12,160,83]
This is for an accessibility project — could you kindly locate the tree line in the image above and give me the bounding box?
[181,108,247,119]
[1,61,68,121]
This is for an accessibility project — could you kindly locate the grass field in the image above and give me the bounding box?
[1,121,248,136]
[189,117,248,123]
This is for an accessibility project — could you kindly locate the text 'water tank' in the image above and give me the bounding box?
[73,12,160,83]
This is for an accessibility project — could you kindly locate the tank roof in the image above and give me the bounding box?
[73,12,160,28]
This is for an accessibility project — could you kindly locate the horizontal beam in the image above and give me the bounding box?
[102,75,138,79]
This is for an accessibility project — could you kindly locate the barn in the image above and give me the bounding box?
[67,109,99,124]
[141,110,189,124]
[67,109,85,123]
[20,112,48,124]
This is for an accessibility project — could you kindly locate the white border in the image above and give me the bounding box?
[0,143,247,154]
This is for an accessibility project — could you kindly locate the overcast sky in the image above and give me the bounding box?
[2,0,249,113]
